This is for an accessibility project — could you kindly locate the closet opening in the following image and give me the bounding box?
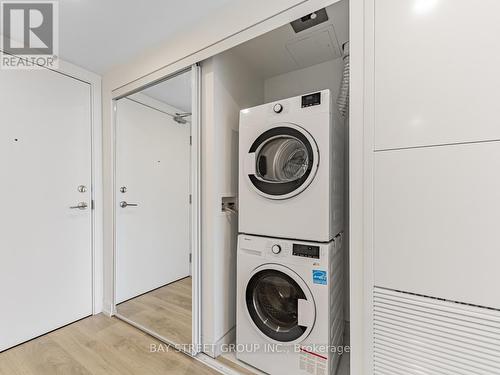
[200,1,350,374]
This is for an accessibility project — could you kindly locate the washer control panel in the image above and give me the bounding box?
[292,243,320,259]
[301,92,321,108]
[265,240,321,260]
[265,241,291,257]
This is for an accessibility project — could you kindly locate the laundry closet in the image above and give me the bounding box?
[200,1,350,373]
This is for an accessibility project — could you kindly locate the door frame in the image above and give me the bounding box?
[111,64,202,356]
[0,53,104,315]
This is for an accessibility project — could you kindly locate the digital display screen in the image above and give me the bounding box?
[301,92,321,108]
[293,244,320,259]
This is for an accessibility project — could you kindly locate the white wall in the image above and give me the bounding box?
[201,50,264,357]
[263,58,350,320]
[264,58,344,102]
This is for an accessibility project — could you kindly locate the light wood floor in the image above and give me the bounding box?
[0,313,218,375]
[116,277,192,345]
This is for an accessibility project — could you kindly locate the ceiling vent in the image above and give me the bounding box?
[290,8,329,33]
[286,26,341,69]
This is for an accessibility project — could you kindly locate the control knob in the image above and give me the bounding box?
[271,244,282,254]
[273,103,283,113]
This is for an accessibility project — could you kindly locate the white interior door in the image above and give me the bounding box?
[0,68,93,352]
[116,98,191,304]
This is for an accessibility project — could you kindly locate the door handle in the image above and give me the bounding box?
[70,202,88,210]
[120,201,138,208]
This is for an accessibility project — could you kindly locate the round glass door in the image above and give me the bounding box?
[245,268,314,342]
[256,137,309,183]
[247,124,319,199]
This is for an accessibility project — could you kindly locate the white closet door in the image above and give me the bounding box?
[374,0,500,150]
[374,142,500,309]
[116,98,191,304]
[0,68,93,352]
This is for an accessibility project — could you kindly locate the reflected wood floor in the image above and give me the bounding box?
[0,313,218,375]
[117,277,192,345]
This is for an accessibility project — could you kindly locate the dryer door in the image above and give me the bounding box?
[245,264,316,343]
[245,123,319,200]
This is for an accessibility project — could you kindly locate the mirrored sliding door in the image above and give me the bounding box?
[114,67,200,353]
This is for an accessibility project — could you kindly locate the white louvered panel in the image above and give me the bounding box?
[375,291,500,334]
[375,336,497,374]
[374,311,500,351]
[374,293,500,349]
[374,319,500,362]
[375,349,464,375]
[374,306,500,349]
[374,288,500,375]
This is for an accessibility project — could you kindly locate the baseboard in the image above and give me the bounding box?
[101,308,113,317]
[102,300,114,317]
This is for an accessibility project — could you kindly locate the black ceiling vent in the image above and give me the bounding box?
[290,8,329,33]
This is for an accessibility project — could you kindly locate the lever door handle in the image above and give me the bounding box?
[120,201,138,208]
[70,202,88,210]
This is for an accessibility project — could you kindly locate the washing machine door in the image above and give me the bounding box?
[245,123,319,200]
[245,264,316,344]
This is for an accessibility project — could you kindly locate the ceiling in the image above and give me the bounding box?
[141,70,192,112]
[58,0,233,74]
[231,0,349,79]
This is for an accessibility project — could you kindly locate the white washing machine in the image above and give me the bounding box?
[238,90,343,242]
[236,233,344,375]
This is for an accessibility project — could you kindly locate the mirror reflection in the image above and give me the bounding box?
[115,69,193,347]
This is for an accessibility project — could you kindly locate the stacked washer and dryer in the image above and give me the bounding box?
[236,89,345,375]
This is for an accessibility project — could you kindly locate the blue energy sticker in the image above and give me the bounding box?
[313,270,327,285]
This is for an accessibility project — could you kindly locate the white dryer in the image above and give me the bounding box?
[238,90,343,242]
[236,233,344,375]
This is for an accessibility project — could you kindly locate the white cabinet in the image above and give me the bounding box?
[369,0,500,371]
[374,0,500,151]
[374,141,500,309]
